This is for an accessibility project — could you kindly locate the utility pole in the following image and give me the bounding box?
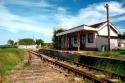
[105,4,110,51]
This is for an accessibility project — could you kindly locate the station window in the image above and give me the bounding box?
[88,33,94,43]
[74,36,77,44]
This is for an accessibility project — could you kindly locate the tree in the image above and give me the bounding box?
[122,32,125,37]
[52,28,64,49]
[19,38,35,45]
[7,40,14,45]
[35,39,44,45]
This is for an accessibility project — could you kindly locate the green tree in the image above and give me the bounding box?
[35,39,44,45]
[7,40,14,45]
[122,32,125,37]
[52,28,64,49]
[19,38,35,45]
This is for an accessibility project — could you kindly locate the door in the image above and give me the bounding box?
[80,34,86,50]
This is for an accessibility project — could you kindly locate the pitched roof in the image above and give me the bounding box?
[89,21,106,28]
[56,21,120,36]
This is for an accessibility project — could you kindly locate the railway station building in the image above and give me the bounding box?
[56,21,125,51]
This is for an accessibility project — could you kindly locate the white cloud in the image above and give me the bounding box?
[117,16,125,21]
[0,0,125,43]
[1,0,54,8]
[0,3,53,36]
[116,26,125,33]
[57,7,67,14]
[55,1,125,30]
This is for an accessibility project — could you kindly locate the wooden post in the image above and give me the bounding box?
[67,35,68,50]
[105,4,110,51]
[77,32,80,51]
[64,36,65,50]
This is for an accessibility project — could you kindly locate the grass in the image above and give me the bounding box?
[95,62,125,76]
[23,62,31,67]
[0,48,25,78]
[0,45,17,49]
[80,49,125,60]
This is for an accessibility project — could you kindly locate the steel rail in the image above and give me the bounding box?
[29,51,120,83]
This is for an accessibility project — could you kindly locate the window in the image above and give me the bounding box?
[88,33,94,43]
[81,35,86,43]
[118,42,121,47]
[74,36,77,44]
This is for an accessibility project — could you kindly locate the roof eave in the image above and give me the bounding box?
[56,25,97,36]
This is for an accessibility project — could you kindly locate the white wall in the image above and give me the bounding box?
[85,33,97,48]
[98,25,118,36]
[96,37,125,50]
[110,39,118,50]
[70,32,97,48]
[18,45,36,49]
[96,36,108,51]
[117,39,125,48]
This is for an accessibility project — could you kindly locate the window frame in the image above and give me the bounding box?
[88,33,94,43]
[74,35,77,44]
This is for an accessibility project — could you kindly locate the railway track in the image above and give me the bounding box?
[29,51,125,83]
[74,62,125,81]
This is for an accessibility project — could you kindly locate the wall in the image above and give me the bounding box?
[110,39,118,50]
[98,25,118,36]
[117,39,125,48]
[18,45,36,49]
[96,36,108,51]
[85,33,97,48]
[96,36,125,51]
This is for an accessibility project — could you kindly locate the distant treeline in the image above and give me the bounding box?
[0,45,17,49]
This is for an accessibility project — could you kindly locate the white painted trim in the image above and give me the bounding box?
[56,22,120,36]
[97,22,120,33]
[56,25,84,36]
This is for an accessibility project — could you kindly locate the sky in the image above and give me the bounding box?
[0,0,125,45]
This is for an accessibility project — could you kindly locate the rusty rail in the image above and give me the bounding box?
[29,51,121,83]
[74,62,125,81]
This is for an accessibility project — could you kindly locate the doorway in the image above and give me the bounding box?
[80,34,86,50]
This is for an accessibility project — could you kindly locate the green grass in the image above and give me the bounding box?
[96,51,125,60]
[23,62,31,67]
[0,48,25,78]
[0,45,17,49]
[95,62,125,76]
[80,49,125,60]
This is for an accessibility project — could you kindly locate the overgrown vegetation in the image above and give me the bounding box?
[39,49,125,77]
[95,62,125,76]
[80,49,125,60]
[0,45,17,49]
[23,62,31,67]
[0,48,25,78]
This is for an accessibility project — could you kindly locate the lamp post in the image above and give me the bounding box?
[105,3,110,51]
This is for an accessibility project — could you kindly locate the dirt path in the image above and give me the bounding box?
[7,52,83,83]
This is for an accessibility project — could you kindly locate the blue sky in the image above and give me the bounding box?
[0,0,125,45]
